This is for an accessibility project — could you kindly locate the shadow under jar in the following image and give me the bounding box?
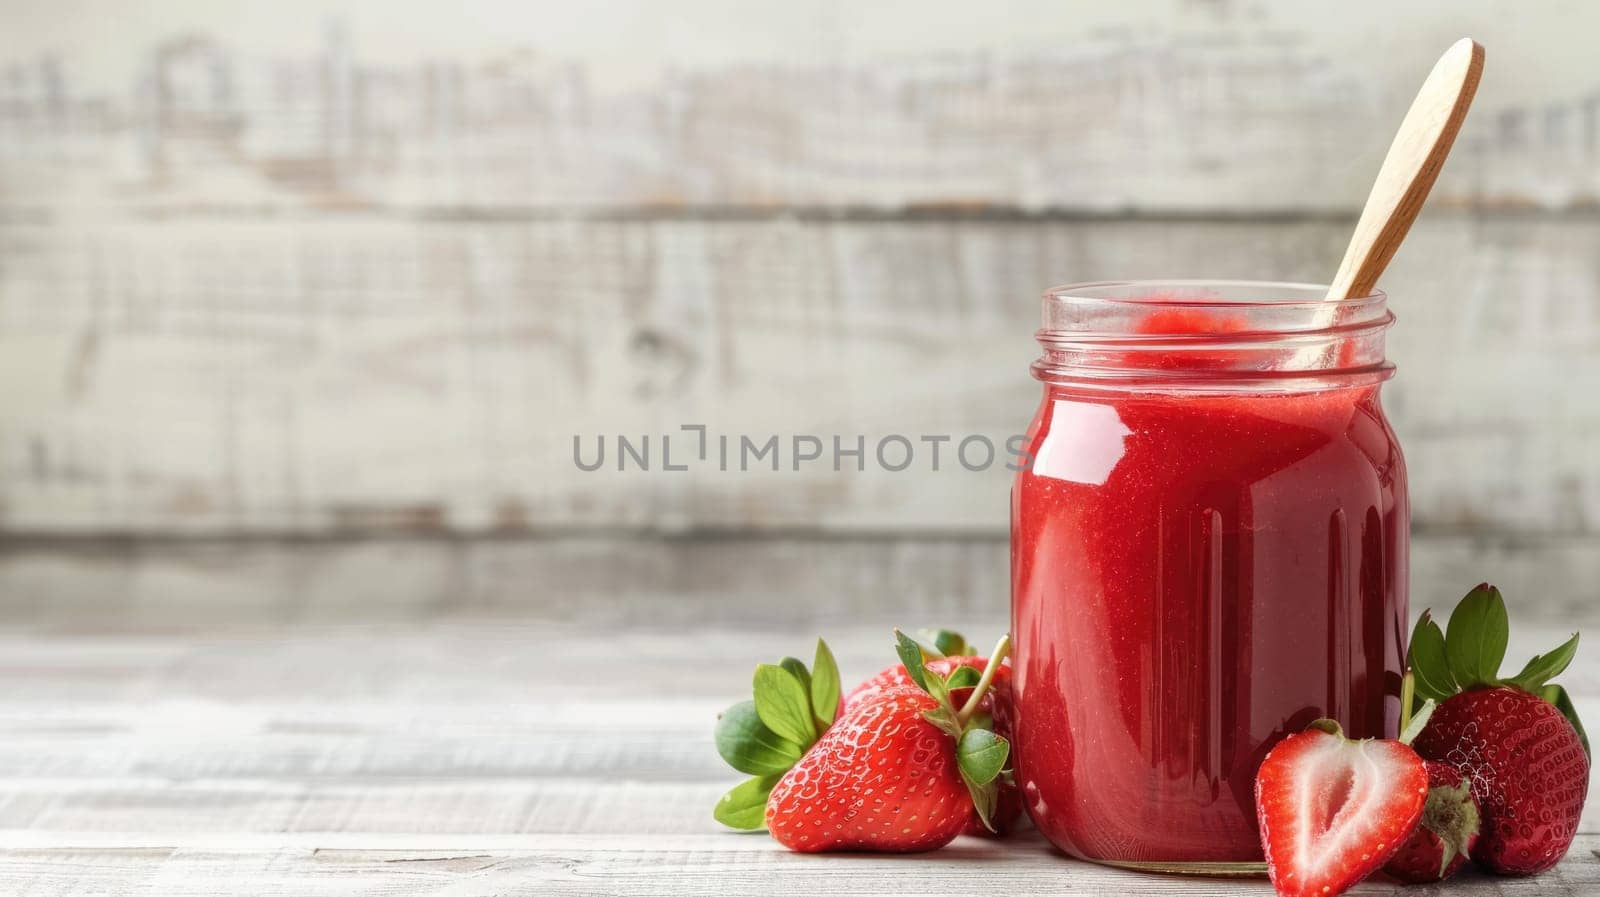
[1010,281,1408,873]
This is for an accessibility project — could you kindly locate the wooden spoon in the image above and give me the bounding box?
[1326,38,1485,300]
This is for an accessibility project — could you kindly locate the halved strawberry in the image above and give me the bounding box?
[1255,719,1429,897]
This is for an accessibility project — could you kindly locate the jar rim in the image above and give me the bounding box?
[1043,279,1386,310]
[1033,279,1394,391]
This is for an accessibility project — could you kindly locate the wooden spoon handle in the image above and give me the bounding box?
[1326,38,1485,301]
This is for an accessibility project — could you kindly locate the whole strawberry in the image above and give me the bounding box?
[712,631,1015,852]
[1382,760,1480,883]
[1415,689,1587,873]
[844,630,1022,837]
[1406,584,1590,875]
[1254,719,1429,897]
[765,684,971,851]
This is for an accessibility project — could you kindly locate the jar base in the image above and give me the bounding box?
[1089,857,1267,877]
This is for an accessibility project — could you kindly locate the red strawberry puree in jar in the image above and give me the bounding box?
[1010,281,1408,871]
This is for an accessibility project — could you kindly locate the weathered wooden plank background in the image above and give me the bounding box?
[0,619,1594,895]
[4,213,1600,537]
[3,2,1600,893]
[3,4,1600,570]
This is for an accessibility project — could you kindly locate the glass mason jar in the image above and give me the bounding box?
[1010,281,1408,873]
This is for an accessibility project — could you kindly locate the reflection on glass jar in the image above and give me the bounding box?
[1010,281,1408,872]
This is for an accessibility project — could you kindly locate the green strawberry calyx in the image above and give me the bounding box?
[1407,582,1587,756]
[917,628,972,659]
[1420,775,1481,879]
[711,638,842,830]
[894,629,1013,832]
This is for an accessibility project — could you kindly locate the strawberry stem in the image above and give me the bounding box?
[957,633,1012,726]
[1399,669,1416,735]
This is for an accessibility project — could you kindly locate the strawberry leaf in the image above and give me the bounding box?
[1408,611,1457,703]
[894,629,932,692]
[966,777,999,833]
[957,728,1010,785]
[945,666,981,689]
[810,639,841,728]
[922,708,963,739]
[924,674,953,709]
[1540,683,1591,759]
[1444,583,1508,688]
[1307,718,1344,738]
[1507,632,1579,693]
[1399,699,1436,745]
[921,629,968,658]
[955,728,1005,834]
[713,774,779,830]
[1444,585,1509,686]
[753,664,818,746]
[780,657,812,700]
[715,700,804,776]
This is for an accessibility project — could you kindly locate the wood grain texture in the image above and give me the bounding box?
[0,3,1598,214]
[0,837,1595,896]
[0,617,1593,894]
[4,214,1600,539]
[3,533,1599,626]
[3,3,1599,555]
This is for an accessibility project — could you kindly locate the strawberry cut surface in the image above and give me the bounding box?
[1255,722,1428,897]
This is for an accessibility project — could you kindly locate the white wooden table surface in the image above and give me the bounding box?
[3,616,1596,896]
